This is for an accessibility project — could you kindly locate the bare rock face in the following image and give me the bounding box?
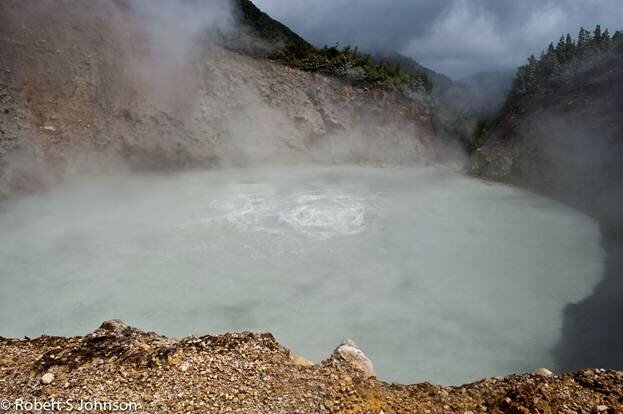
[0,0,438,199]
[334,339,376,378]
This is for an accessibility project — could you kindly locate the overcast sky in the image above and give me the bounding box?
[252,0,623,79]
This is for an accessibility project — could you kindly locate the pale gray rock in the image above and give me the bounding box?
[41,372,55,385]
[533,368,554,377]
[335,339,375,378]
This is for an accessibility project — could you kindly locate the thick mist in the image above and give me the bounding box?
[0,166,603,385]
[511,109,623,372]
[125,0,233,111]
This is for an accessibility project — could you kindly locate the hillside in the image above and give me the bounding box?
[470,29,623,374]
[372,51,453,93]
[471,51,623,230]
[234,0,311,50]
[230,1,432,93]
[0,0,437,199]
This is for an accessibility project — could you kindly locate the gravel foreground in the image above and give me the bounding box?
[0,321,621,413]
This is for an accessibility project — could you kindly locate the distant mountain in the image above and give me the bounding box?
[459,70,514,102]
[372,51,453,93]
[368,54,514,154]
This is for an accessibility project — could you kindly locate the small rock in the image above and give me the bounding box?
[41,372,55,385]
[595,405,608,413]
[179,362,190,372]
[335,340,375,378]
[533,368,554,377]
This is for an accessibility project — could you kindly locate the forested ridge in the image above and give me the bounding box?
[471,25,623,148]
[509,25,623,98]
[235,0,432,93]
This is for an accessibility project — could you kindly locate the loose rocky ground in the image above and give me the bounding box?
[1,321,621,413]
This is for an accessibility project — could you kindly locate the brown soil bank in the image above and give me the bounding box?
[1,321,622,413]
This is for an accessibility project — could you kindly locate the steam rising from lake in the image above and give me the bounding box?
[0,166,603,384]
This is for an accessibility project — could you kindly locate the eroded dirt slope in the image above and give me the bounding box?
[0,0,436,199]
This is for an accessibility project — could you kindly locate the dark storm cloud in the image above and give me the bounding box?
[252,0,623,78]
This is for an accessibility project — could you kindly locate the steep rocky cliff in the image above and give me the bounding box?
[470,53,623,375]
[0,0,437,199]
[470,54,623,232]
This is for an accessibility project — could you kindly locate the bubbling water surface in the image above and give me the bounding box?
[0,166,603,384]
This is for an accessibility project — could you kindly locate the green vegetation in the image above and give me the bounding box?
[234,0,432,94]
[509,25,623,98]
[274,45,432,93]
[470,25,623,150]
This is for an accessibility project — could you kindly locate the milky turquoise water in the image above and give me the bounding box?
[0,166,604,384]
